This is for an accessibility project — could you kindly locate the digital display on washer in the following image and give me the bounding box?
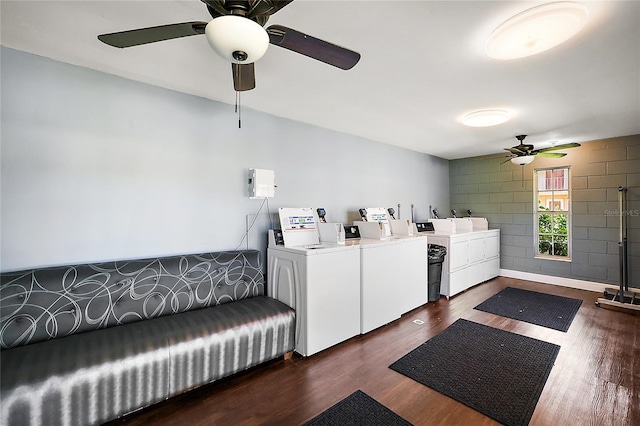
[369,213,388,222]
[285,215,316,229]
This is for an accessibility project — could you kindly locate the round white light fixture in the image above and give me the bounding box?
[511,155,535,165]
[462,109,511,127]
[205,15,269,63]
[485,2,589,60]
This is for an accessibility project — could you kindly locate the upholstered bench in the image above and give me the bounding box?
[0,250,295,426]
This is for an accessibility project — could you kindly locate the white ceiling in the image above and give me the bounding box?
[1,1,639,159]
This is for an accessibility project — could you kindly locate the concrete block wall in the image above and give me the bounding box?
[449,134,640,288]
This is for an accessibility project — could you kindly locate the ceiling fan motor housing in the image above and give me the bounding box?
[233,51,248,61]
[205,15,269,63]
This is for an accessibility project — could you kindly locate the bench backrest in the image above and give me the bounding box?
[0,250,264,349]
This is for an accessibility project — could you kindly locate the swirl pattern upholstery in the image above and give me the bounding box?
[0,251,295,426]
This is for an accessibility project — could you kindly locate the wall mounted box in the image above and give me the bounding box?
[248,168,275,199]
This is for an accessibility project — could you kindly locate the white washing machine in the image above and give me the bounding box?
[388,235,428,313]
[353,237,402,334]
[267,208,361,357]
[388,218,430,311]
[351,218,428,334]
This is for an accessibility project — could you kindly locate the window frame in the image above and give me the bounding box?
[534,166,572,261]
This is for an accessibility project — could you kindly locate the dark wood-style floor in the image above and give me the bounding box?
[107,277,640,426]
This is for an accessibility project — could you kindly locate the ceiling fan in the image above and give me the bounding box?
[505,135,581,165]
[97,0,361,92]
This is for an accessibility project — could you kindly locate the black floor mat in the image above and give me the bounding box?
[474,287,582,332]
[304,390,412,426]
[389,319,560,426]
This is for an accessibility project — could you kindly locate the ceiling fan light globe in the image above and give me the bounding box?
[511,155,535,165]
[205,15,269,63]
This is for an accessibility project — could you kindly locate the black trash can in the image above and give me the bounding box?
[427,244,447,302]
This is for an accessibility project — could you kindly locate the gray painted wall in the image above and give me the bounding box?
[450,135,640,288]
[0,47,449,271]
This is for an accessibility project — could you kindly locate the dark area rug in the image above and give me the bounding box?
[474,286,582,332]
[304,390,412,426]
[389,319,560,426]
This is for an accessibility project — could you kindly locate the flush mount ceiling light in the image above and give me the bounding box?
[485,2,589,60]
[462,109,511,127]
[511,155,535,165]
[205,15,269,63]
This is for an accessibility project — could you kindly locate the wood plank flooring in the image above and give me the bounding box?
[106,277,640,426]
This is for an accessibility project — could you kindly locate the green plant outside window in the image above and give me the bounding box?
[535,167,570,259]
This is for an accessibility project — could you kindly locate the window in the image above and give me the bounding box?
[535,166,571,259]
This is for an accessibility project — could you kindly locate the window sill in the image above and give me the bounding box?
[534,255,572,262]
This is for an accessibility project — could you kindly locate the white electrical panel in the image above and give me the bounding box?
[248,168,275,199]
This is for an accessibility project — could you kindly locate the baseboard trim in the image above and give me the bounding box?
[499,269,610,294]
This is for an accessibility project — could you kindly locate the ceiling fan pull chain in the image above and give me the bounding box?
[234,89,242,128]
[234,60,239,114]
[234,59,242,129]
